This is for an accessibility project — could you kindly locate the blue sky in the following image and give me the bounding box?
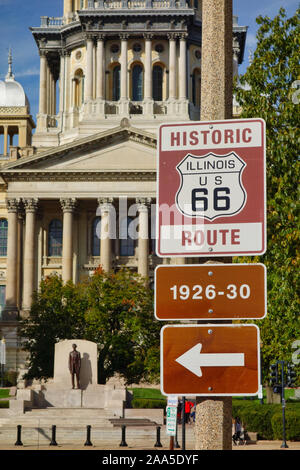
[0,0,298,123]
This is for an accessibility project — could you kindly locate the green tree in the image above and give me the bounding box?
[19,275,87,380]
[84,267,160,384]
[234,7,300,382]
[19,269,160,384]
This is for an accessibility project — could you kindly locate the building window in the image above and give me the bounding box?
[120,217,135,256]
[0,285,5,318]
[92,217,101,256]
[111,44,120,54]
[74,69,84,106]
[112,65,121,101]
[192,69,201,107]
[48,219,63,257]
[133,43,142,53]
[153,65,163,101]
[0,219,8,256]
[155,44,164,53]
[132,64,143,101]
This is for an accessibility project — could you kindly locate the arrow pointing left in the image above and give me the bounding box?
[175,343,245,378]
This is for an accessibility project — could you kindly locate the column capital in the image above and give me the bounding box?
[23,198,39,213]
[136,197,151,211]
[179,33,188,40]
[97,197,114,213]
[86,33,96,42]
[6,198,21,213]
[143,33,153,40]
[60,197,78,213]
[167,33,178,41]
[97,33,106,41]
[120,33,129,41]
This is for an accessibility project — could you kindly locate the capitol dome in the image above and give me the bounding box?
[0,50,30,110]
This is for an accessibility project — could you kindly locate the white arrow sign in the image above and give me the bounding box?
[175,343,245,378]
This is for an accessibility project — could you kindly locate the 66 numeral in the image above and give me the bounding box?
[191,187,231,212]
[170,284,251,300]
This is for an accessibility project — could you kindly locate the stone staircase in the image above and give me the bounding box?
[0,405,177,447]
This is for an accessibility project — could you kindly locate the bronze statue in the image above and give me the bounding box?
[68,344,81,389]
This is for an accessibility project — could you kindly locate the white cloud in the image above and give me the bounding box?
[14,68,40,78]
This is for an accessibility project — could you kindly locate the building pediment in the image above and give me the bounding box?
[1,124,157,181]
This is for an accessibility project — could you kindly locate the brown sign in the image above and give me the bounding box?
[161,324,260,396]
[155,263,266,320]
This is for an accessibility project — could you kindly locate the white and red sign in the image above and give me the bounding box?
[156,119,266,257]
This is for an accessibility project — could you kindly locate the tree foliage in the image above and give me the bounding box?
[19,275,87,380]
[234,7,300,382]
[19,269,160,385]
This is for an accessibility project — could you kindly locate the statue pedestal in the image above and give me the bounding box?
[13,340,126,417]
[40,386,83,408]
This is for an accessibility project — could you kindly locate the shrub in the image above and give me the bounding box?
[131,398,167,409]
[3,370,18,387]
[271,410,300,441]
[0,401,9,408]
[232,401,300,440]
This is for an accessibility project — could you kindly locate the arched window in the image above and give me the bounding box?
[74,69,84,106]
[0,219,8,256]
[153,65,163,101]
[92,217,101,256]
[112,65,120,101]
[132,64,143,101]
[120,217,135,256]
[192,69,201,107]
[48,219,63,257]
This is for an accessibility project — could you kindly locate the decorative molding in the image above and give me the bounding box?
[97,197,114,213]
[6,198,21,213]
[60,197,78,213]
[1,170,156,182]
[136,197,152,210]
[23,198,39,213]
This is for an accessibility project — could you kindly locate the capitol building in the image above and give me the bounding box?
[0,0,246,372]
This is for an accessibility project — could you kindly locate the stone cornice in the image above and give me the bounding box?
[0,125,157,172]
[1,170,156,182]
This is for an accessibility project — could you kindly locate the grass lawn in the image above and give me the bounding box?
[0,389,10,399]
[129,387,298,403]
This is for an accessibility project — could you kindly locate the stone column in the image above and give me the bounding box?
[65,52,71,112]
[98,198,113,272]
[96,36,105,100]
[22,198,39,312]
[39,52,48,115]
[136,198,150,279]
[144,35,152,100]
[168,34,177,100]
[5,198,20,312]
[85,35,94,102]
[59,51,66,116]
[120,34,129,114]
[60,198,77,283]
[195,0,233,451]
[179,34,187,99]
[3,125,8,155]
[143,34,154,115]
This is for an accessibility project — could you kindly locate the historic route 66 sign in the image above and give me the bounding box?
[157,119,266,257]
[176,152,247,220]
